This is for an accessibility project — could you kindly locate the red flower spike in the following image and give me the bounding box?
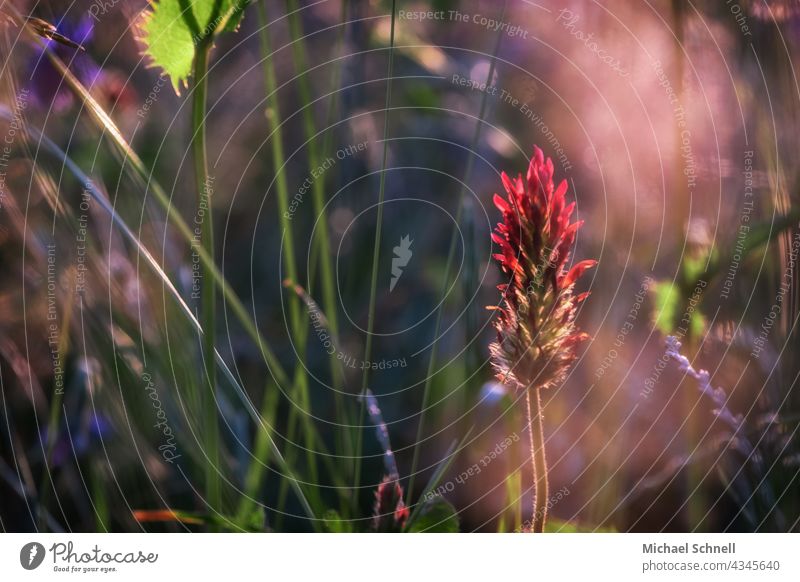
[489,146,596,390]
[372,477,409,532]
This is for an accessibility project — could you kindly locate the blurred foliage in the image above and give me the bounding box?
[1,0,799,534]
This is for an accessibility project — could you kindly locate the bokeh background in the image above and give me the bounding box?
[1,0,799,532]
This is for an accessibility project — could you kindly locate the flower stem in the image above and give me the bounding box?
[526,384,549,533]
[191,36,221,528]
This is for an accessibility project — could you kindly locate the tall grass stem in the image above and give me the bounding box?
[191,35,221,529]
[352,0,396,512]
[406,0,506,503]
[256,3,319,521]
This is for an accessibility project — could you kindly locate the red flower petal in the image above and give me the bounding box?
[493,193,510,213]
[501,172,519,198]
[563,259,597,288]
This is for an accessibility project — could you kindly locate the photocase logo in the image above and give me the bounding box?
[20,542,46,570]
[389,235,413,292]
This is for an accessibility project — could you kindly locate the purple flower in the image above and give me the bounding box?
[46,412,113,467]
[27,15,100,112]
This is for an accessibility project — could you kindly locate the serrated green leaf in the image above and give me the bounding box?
[140,0,249,93]
[220,0,250,32]
[407,497,459,532]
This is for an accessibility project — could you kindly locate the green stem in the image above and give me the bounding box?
[23,4,319,526]
[286,0,351,479]
[526,384,548,533]
[235,381,278,527]
[20,113,317,525]
[406,0,506,503]
[353,0,396,512]
[257,1,319,526]
[286,0,340,350]
[37,28,291,388]
[191,37,221,528]
[37,281,73,530]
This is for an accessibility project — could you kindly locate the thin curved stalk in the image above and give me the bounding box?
[8,111,318,525]
[235,380,278,526]
[29,16,348,482]
[28,18,336,518]
[29,24,291,390]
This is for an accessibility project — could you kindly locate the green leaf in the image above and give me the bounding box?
[651,279,705,337]
[688,307,705,338]
[705,209,800,285]
[407,497,459,532]
[681,253,706,284]
[140,0,249,93]
[406,428,473,526]
[651,281,681,335]
[220,0,249,32]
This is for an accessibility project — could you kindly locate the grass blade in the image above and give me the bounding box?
[406,0,507,502]
[286,0,352,487]
[256,1,319,520]
[18,15,292,391]
[353,0,397,512]
[9,112,318,525]
[405,425,474,528]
